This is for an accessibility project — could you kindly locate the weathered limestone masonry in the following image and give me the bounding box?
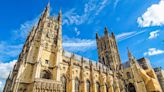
[154,67,164,92]
[3,3,163,92]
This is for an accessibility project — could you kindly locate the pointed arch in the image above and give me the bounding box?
[75,78,80,92]
[105,83,108,92]
[128,83,136,92]
[40,70,52,79]
[96,82,100,92]
[86,80,90,92]
[61,75,67,92]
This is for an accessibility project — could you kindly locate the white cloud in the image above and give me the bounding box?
[137,0,164,27]
[13,16,39,40]
[0,60,17,80]
[0,81,3,92]
[62,9,86,25]
[148,30,160,39]
[144,48,164,56]
[63,36,96,52]
[114,0,120,9]
[95,0,109,15]
[0,42,23,61]
[116,31,136,41]
[63,0,110,25]
[74,27,80,36]
[0,60,16,92]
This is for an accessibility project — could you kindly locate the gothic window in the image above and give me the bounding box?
[45,60,49,64]
[45,43,48,49]
[127,72,131,79]
[128,83,136,92]
[106,54,109,62]
[75,78,79,92]
[61,76,67,92]
[18,87,27,92]
[47,22,51,27]
[86,80,90,92]
[105,84,108,92]
[40,70,52,79]
[104,41,107,50]
[96,82,100,92]
[102,57,105,64]
[101,43,103,51]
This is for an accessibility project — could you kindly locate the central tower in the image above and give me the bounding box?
[96,27,122,71]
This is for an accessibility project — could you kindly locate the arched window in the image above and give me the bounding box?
[102,57,105,64]
[61,76,67,92]
[96,82,100,92]
[40,70,52,79]
[128,83,136,92]
[105,84,108,92]
[127,72,131,79]
[86,80,90,92]
[75,78,79,92]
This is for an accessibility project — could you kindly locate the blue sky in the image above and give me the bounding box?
[0,0,164,91]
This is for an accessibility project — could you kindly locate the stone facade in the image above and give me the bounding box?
[3,3,163,92]
[154,67,164,91]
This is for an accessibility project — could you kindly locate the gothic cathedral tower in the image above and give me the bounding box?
[3,3,63,92]
[96,27,122,71]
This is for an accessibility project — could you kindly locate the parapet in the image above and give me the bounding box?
[62,50,112,74]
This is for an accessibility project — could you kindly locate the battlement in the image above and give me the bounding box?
[62,50,112,74]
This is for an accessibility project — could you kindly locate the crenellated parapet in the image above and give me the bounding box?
[62,50,112,74]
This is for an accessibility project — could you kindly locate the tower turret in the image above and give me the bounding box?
[38,2,50,27]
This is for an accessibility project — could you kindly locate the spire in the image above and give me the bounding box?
[58,9,62,23]
[37,2,50,27]
[104,27,109,35]
[127,48,136,64]
[41,2,50,19]
[127,47,133,59]
[111,32,115,38]
[96,32,99,39]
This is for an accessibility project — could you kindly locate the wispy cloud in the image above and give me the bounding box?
[95,0,109,15]
[63,0,110,25]
[144,48,164,56]
[63,36,96,52]
[114,0,120,9]
[116,31,136,41]
[137,0,164,27]
[148,30,160,39]
[116,30,147,42]
[74,27,80,36]
[0,60,16,91]
[0,60,16,80]
[0,81,3,92]
[0,42,23,61]
[13,16,39,41]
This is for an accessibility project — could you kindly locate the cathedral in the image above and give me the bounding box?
[3,3,164,92]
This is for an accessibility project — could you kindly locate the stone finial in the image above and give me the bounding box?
[58,9,62,22]
[127,47,132,59]
[104,27,109,35]
[96,32,99,39]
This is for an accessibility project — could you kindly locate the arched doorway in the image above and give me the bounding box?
[128,83,136,92]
